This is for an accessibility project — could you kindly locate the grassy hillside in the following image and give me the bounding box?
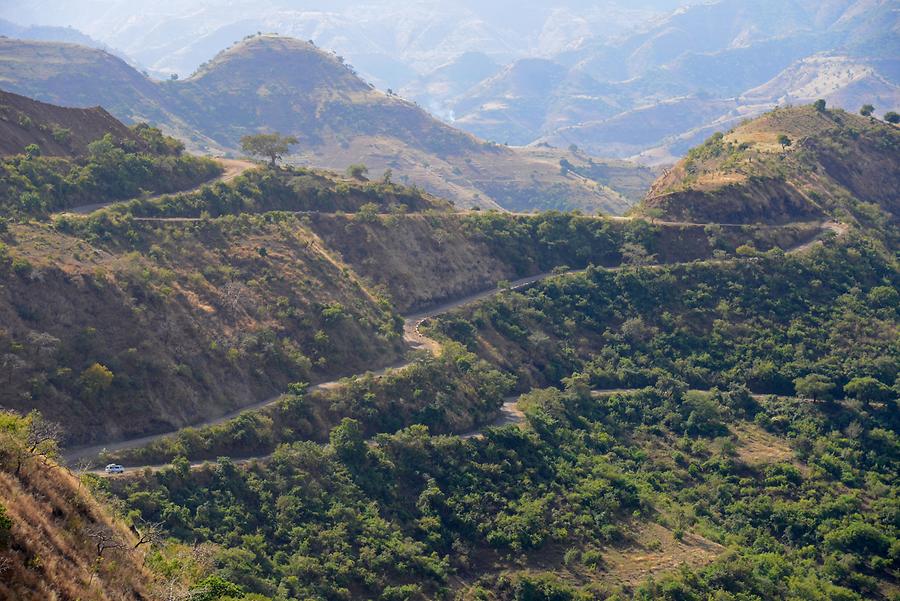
[640,105,900,230]
[0,144,821,449]
[0,411,154,600]
[0,36,647,214]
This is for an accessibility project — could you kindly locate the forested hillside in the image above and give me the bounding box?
[0,97,222,217]
[103,226,898,600]
[0,95,896,600]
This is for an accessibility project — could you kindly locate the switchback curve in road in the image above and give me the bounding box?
[60,158,255,215]
[63,272,558,464]
[66,218,848,467]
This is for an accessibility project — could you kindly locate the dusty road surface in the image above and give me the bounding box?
[63,272,555,466]
[65,215,848,470]
[62,157,255,215]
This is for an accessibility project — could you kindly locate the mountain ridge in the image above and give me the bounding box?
[639,104,900,230]
[0,35,647,214]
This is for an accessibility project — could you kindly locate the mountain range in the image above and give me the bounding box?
[1,87,897,598]
[0,35,656,213]
[3,0,896,167]
[443,0,900,162]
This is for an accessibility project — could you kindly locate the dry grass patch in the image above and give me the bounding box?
[597,521,723,588]
[730,422,795,466]
[0,463,152,601]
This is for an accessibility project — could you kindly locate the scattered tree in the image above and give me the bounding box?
[860,104,874,117]
[621,242,657,266]
[240,133,298,168]
[1,354,26,385]
[885,111,900,124]
[793,373,834,403]
[813,99,827,112]
[777,134,792,151]
[844,377,891,408]
[10,410,64,476]
[131,517,164,550]
[80,363,114,398]
[24,144,40,159]
[330,418,366,465]
[346,163,369,180]
[355,202,380,222]
[87,524,127,558]
[0,503,11,548]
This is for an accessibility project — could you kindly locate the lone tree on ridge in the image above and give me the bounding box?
[241,133,299,168]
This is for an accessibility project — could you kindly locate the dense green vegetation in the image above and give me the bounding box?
[427,237,897,396]
[470,381,898,601]
[0,124,221,217]
[453,211,813,273]
[104,233,898,600]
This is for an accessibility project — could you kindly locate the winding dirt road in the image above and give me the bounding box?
[68,217,847,471]
[63,272,559,465]
[61,158,255,215]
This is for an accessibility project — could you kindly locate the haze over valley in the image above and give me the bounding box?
[4,0,897,166]
[0,2,898,600]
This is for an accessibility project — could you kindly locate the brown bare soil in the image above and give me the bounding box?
[0,89,142,157]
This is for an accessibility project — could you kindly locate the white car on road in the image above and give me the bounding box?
[104,464,125,474]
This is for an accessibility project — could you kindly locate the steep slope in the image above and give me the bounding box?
[0,39,167,125]
[0,38,221,151]
[0,89,142,156]
[0,411,154,600]
[640,105,900,227]
[0,210,408,446]
[0,35,639,214]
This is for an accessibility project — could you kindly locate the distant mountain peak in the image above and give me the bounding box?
[189,34,370,95]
